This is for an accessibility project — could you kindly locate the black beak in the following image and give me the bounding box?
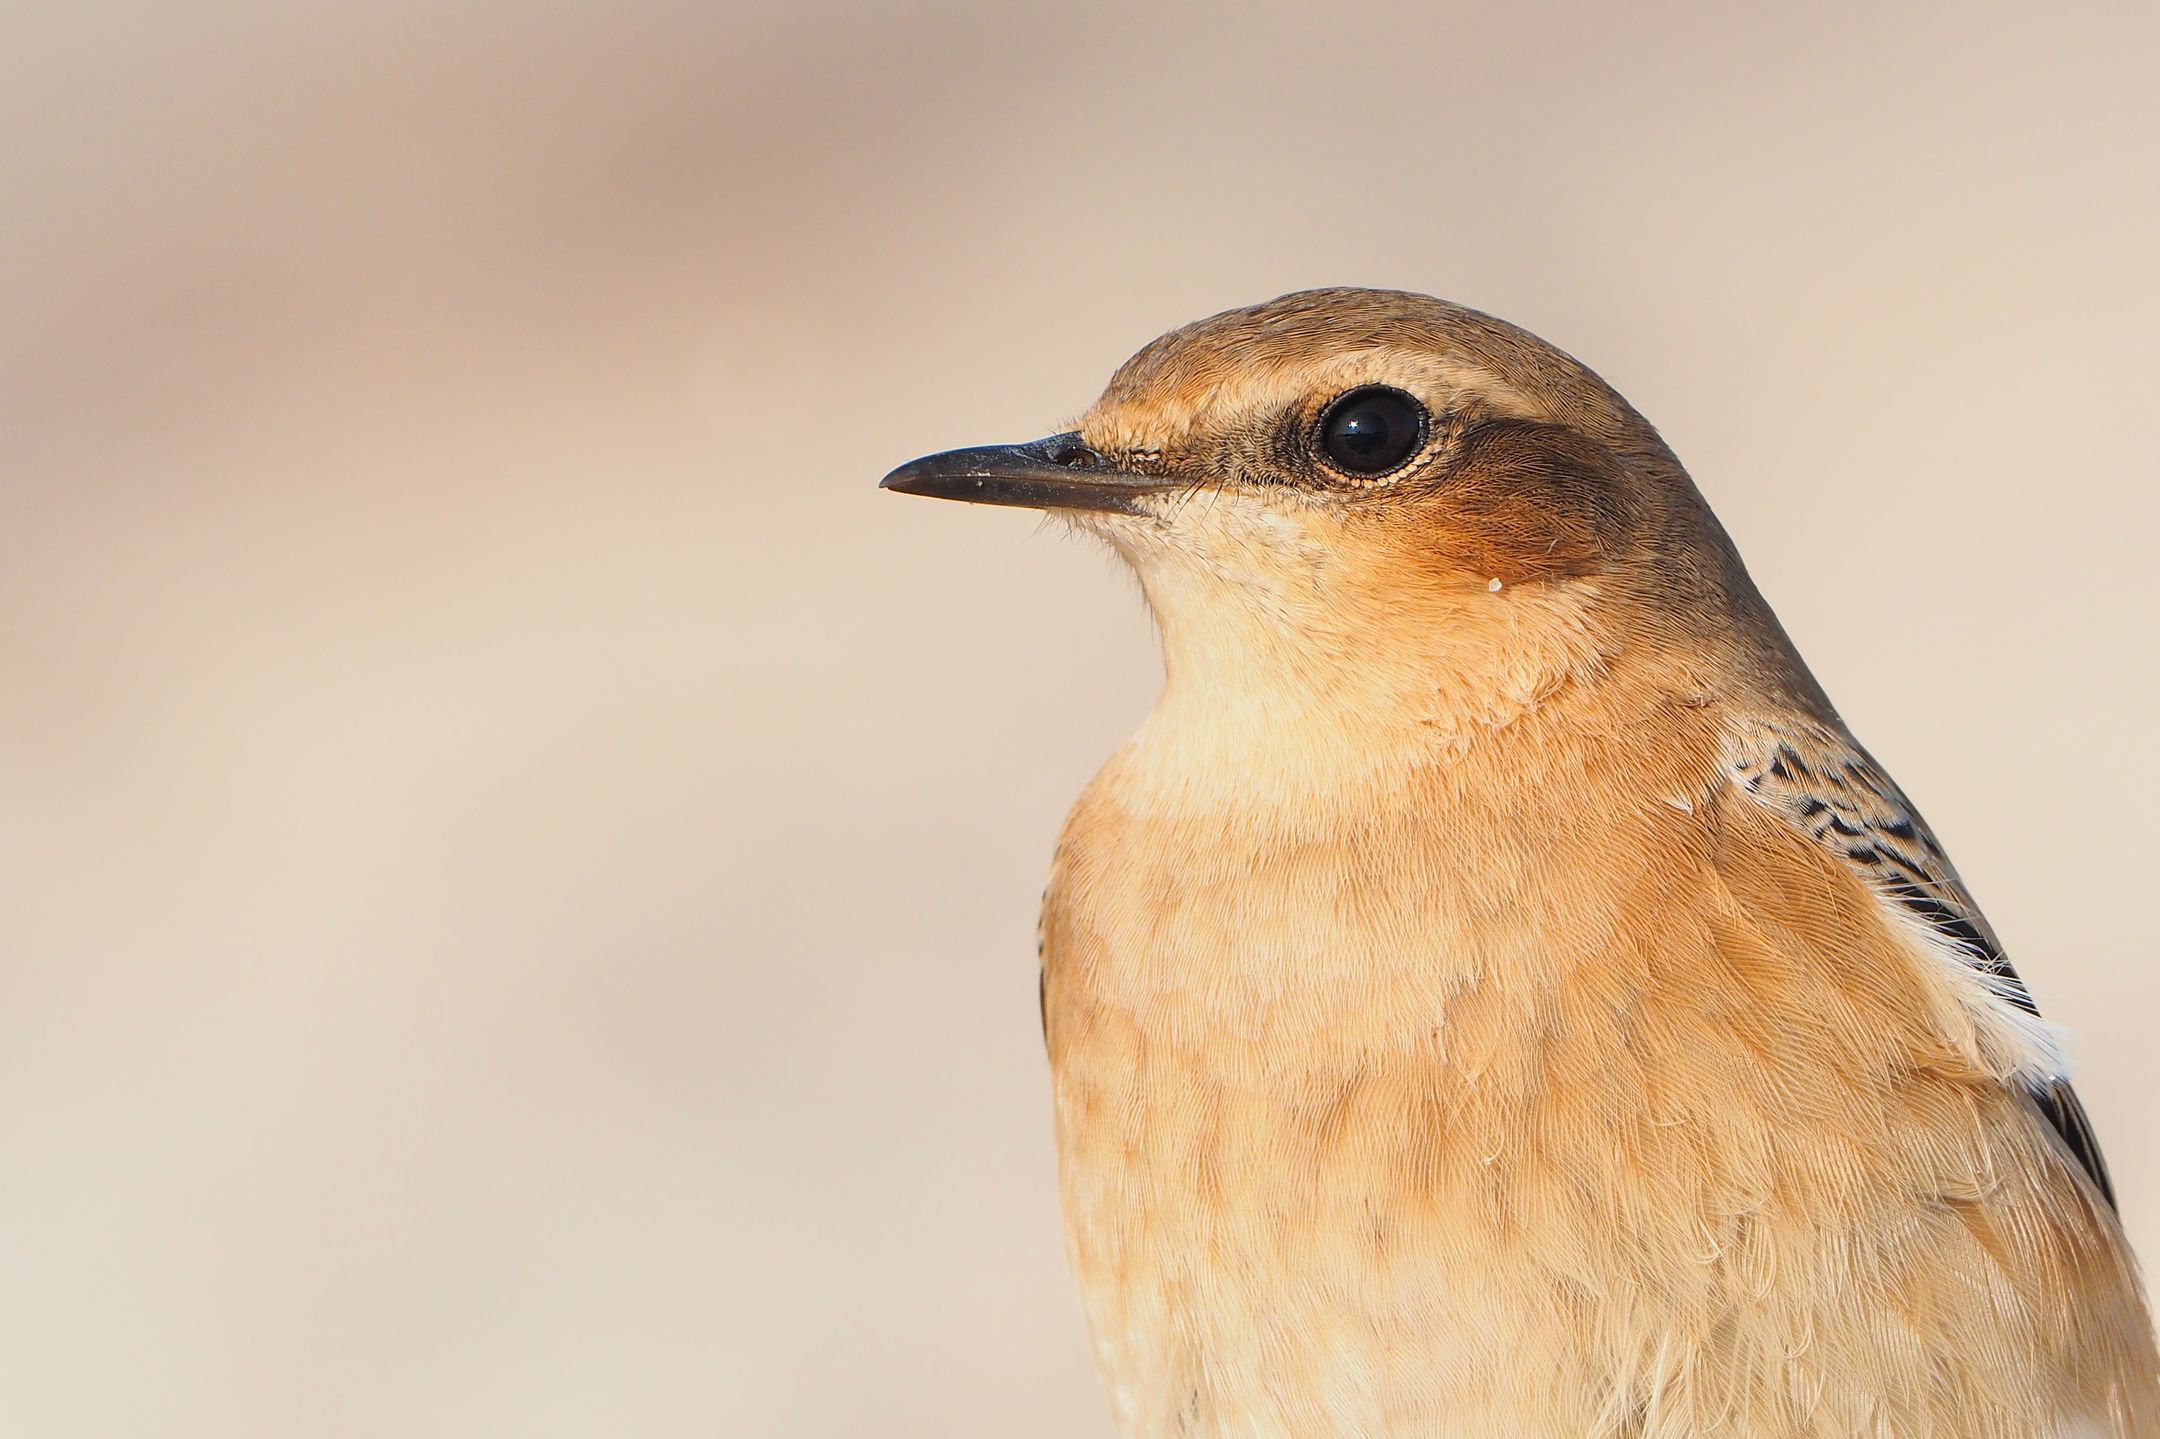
[879,433,1165,514]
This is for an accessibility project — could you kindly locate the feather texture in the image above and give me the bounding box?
[896,287,2160,1436]
[1725,716,2115,1207]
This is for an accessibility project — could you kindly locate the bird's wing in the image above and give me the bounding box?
[1721,715,2115,1208]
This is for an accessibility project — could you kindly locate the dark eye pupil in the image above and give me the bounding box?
[1318,387,1427,476]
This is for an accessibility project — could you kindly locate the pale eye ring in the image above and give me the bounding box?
[1315,386,1428,477]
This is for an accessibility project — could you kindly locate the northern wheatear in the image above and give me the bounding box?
[881,289,2158,1437]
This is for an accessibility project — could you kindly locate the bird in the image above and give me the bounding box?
[879,289,2159,1437]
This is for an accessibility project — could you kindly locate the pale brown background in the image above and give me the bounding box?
[3,1,2155,1434]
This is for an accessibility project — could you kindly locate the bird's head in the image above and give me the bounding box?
[884,289,1804,781]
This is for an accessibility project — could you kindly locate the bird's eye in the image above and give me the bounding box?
[1315,387,1428,477]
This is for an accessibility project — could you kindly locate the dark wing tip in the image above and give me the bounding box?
[2029,1078,2117,1210]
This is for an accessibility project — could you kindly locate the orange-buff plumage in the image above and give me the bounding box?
[883,290,2159,1437]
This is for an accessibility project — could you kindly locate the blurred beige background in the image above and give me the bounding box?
[2,1,2155,1434]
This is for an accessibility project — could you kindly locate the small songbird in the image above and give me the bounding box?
[881,289,2159,1437]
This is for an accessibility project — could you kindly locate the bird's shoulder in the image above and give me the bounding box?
[1711,710,2115,1207]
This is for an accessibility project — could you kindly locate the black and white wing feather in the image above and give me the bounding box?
[1725,716,2115,1208]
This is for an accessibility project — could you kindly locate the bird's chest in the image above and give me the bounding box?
[1040,788,1652,1438]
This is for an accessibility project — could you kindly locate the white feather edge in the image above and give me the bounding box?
[1863,875,2072,1085]
[1713,719,2072,1087]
